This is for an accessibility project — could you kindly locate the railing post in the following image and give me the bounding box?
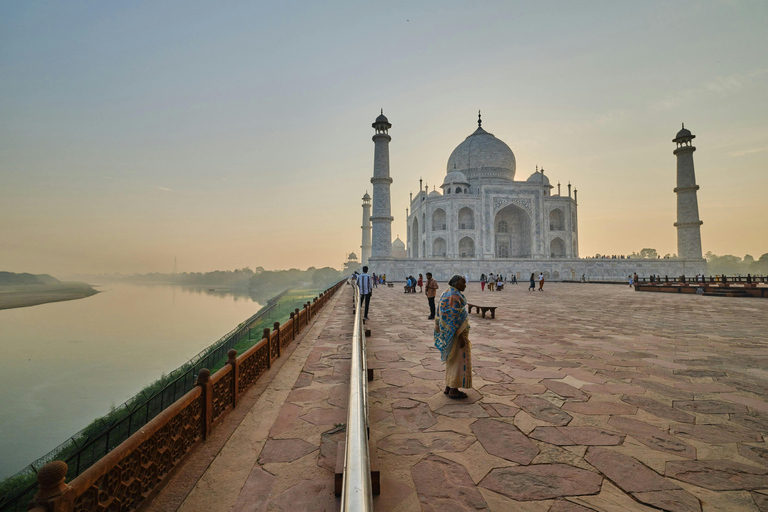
[27,461,73,512]
[227,349,238,407]
[290,312,296,337]
[295,308,300,331]
[274,321,281,357]
[196,369,212,440]
[263,328,272,366]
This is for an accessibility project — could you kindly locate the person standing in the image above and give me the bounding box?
[425,272,439,319]
[434,275,472,399]
[480,273,486,291]
[418,273,424,293]
[529,273,536,291]
[538,272,545,291]
[357,266,373,320]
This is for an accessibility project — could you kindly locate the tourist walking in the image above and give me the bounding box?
[425,272,439,319]
[418,273,424,293]
[356,266,373,320]
[628,275,634,287]
[529,273,536,291]
[434,275,472,399]
[480,273,486,291]
[538,272,545,291]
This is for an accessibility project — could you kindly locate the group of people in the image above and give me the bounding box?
[529,272,545,291]
[351,267,471,399]
[479,272,516,291]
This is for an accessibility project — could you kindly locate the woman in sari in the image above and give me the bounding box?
[434,275,472,399]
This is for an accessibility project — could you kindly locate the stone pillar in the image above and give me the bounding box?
[361,192,372,265]
[673,124,703,260]
[370,111,393,258]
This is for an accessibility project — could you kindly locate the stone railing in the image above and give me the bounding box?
[22,280,345,512]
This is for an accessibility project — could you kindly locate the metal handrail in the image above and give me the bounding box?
[340,282,373,511]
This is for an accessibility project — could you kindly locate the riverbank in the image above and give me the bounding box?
[0,282,99,310]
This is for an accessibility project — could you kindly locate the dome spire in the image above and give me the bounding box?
[478,110,482,128]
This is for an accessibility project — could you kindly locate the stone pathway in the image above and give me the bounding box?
[156,282,768,512]
[364,282,768,511]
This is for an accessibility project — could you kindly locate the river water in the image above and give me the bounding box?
[0,283,261,480]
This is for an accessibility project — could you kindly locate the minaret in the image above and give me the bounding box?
[370,110,393,258]
[361,192,372,265]
[673,123,703,259]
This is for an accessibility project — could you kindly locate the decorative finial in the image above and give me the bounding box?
[381,108,383,115]
[541,167,545,175]
[478,110,482,128]
[536,165,538,172]
[682,122,685,129]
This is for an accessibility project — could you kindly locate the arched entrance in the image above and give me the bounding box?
[459,237,475,258]
[494,204,532,257]
[550,237,566,258]
[433,237,447,257]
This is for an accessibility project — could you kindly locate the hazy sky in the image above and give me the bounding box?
[1,1,766,276]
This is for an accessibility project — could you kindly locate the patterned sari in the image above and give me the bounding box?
[434,286,472,389]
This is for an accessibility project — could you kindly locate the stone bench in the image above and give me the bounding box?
[467,303,497,319]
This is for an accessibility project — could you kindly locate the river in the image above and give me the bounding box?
[0,283,262,480]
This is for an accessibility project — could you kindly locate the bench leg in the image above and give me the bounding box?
[491,310,495,319]
[481,309,486,318]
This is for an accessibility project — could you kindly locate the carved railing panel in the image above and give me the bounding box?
[237,340,269,395]
[71,390,203,512]
[279,320,294,350]
[210,368,233,424]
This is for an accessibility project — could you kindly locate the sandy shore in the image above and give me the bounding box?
[0,282,99,310]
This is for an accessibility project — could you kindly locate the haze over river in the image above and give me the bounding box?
[0,283,261,479]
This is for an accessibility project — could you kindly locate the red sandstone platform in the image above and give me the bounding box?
[151,283,768,512]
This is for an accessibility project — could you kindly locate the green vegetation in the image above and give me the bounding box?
[706,252,768,276]
[0,272,60,286]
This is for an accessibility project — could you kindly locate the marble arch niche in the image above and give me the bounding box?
[432,208,446,231]
[411,218,419,258]
[459,237,475,258]
[550,208,565,231]
[433,237,447,258]
[551,237,566,258]
[458,207,475,230]
[494,204,531,258]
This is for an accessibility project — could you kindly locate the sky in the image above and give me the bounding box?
[1,1,766,277]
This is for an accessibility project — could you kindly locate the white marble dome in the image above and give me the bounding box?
[446,126,516,181]
[526,170,550,185]
[443,170,469,186]
[392,237,405,249]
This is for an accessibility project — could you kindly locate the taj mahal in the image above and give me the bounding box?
[358,111,706,282]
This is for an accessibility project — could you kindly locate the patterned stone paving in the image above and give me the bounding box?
[163,282,768,511]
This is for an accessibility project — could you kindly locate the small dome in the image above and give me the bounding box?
[375,112,389,124]
[428,189,441,197]
[362,192,371,200]
[673,123,695,143]
[392,237,405,249]
[446,125,516,181]
[526,170,550,185]
[443,170,469,185]
[347,252,358,260]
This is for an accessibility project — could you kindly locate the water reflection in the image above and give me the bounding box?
[0,283,261,479]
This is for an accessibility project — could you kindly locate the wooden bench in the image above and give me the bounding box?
[387,283,394,288]
[467,303,497,319]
